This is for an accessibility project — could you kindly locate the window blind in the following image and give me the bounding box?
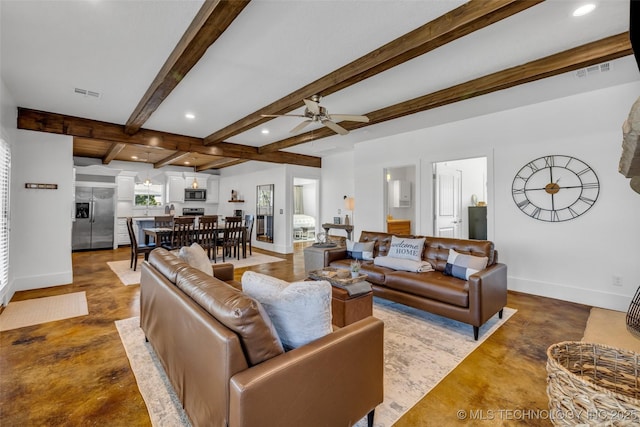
[0,138,10,298]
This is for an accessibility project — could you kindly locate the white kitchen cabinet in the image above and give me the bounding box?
[207,176,219,203]
[392,180,411,208]
[117,175,135,201]
[166,175,185,202]
[117,218,130,245]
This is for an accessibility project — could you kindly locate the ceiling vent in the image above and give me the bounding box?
[74,87,101,98]
[575,62,612,78]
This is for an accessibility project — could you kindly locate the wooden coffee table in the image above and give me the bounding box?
[308,268,373,327]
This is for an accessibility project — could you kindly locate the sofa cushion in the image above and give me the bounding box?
[424,237,495,271]
[178,243,212,276]
[386,236,425,262]
[346,239,374,261]
[444,249,488,280]
[241,271,333,350]
[384,271,470,308]
[175,267,284,366]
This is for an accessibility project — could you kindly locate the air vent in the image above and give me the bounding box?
[575,62,612,78]
[74,87,101,98]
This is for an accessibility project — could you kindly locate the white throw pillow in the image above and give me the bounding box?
[178,243,212,276]
[386,236,425,262]
[242,271,332,350]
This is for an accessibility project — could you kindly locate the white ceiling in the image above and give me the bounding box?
[1,0,638,160]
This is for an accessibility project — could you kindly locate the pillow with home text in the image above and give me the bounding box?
[386,236,425,262]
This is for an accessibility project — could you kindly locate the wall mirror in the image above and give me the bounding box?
[256,184,274,243]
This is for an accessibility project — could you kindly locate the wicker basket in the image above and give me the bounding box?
[546,341,640,426]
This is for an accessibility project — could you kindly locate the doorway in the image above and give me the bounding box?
[433,157,487,239]
[292,177,319,243]
[383,165,416,234]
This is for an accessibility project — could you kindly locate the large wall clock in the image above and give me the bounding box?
[511,155,599,222]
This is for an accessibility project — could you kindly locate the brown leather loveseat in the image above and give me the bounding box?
[324,231,507,340]
[140,248,384,427]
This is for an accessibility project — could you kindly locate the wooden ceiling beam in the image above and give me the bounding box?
[196,158,248,171]
[154,151,191,168]
[17,108,321,168]
[260,33,633,153]
[124,0,250,135]
[102,141,126,164]
[203,0,543,145]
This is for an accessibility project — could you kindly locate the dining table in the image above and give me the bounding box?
[143,227,172,246]
[142,225,249,259]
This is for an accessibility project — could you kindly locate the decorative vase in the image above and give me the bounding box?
[344,214,350,225]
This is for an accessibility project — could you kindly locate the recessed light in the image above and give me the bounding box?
[184,161,190,165]
[185,113,195,120]
[573,3,596,17]
[131,155,138,160]
[261,129,270,135]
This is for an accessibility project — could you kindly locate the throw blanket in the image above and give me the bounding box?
[374,256,434,273]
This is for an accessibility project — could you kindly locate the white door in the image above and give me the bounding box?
[434,165,462,238]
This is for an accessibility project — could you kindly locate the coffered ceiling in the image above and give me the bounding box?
[1,0,637,171]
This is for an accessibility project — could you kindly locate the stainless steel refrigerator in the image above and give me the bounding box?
[72,186,115,250]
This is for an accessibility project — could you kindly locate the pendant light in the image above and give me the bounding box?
[144,151,151,186]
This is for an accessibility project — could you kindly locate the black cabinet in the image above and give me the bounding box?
[468,206,487,240]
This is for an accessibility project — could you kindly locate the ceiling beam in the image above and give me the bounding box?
[154,151,191,168]
[196,158,248,171]
[259,32,633,153]
[124,0,251,135]
[102,142,126,164]
[203,0,543,145]
[17,108,321,168]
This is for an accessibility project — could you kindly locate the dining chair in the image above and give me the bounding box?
[126,217,155,271]
[198,215,218,260]
[153,215,173,245]
[244,214,254,256]
[220,216,243,262]
[161,216,196,251]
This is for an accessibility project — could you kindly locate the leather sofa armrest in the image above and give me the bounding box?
[211,262,234,282]
[229,316,384,427]
[324,247,347,266]
[467,263,508,325]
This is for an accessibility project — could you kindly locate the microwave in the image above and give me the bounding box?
[184,188,207,201]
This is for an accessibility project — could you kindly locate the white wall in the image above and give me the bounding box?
[321,151,355,238]
[326,82,640,311]
[221,161,321,254]
[1,76,74,300]
[10,130,74,293]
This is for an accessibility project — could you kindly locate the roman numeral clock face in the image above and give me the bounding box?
[511,155,599,222]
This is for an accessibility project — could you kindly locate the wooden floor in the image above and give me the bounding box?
[0,243,590,426]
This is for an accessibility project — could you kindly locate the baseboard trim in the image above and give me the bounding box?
[509,277,631,312]
[11,271,73,293]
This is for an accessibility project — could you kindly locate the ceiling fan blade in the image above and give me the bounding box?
[329,114,370,123]
[321,119,349,135]
[290,120,312,133]
[303,98,320,115]
[261,114,306,118]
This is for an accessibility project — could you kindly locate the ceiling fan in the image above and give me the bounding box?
[261,95,369,135]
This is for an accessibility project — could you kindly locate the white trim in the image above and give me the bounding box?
[11,271,73,293]
[509,276,630,312]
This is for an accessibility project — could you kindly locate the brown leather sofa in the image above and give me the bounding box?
[324,231,507,340]
[140,248,384,427]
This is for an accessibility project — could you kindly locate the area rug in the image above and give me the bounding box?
[0,291,88,331]
[582,307,640,353]
[108,253,285,286]
[116,299,515,427]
